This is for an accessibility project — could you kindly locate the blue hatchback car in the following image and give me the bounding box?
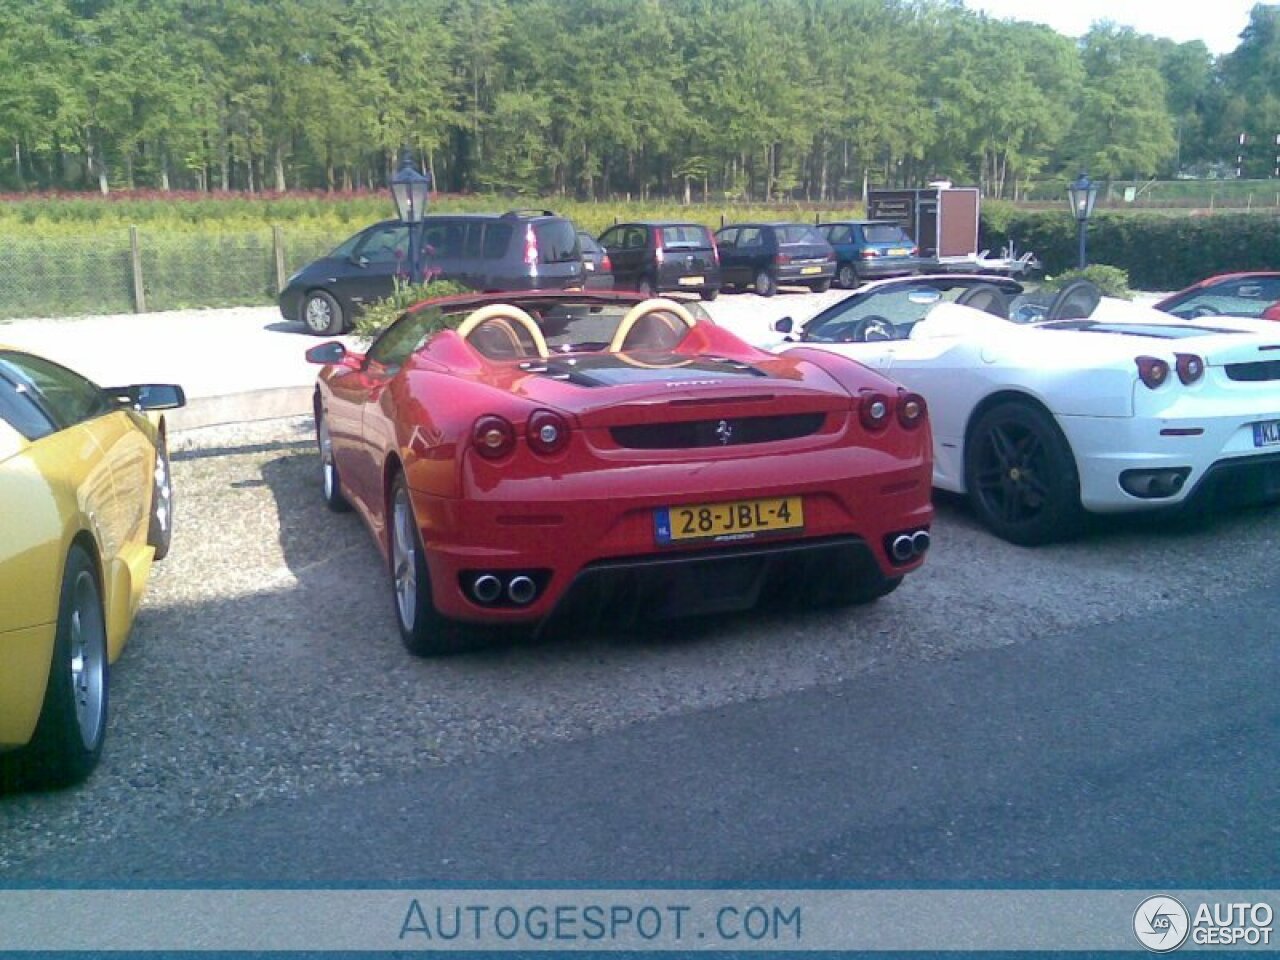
[819,220,919,289]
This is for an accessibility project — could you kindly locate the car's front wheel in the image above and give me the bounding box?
[809,278,832,293]
[964,401,1084,545]
[837,263,859,289]
[316,409,351,512]
[146,433,174,560]
[700,286,719,302]
[754,270,777,297]
[23,545,109,788]
[302,290,345,336]
[389,475,486,656]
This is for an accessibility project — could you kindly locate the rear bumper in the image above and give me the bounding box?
[657,265,721,292]
[853,257,921,279]
[410,447,932,624]
[777,263,835,285]
[1059,407,1280,512]
[541,535,891,632]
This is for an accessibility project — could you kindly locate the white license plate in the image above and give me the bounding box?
[1253,420,1280,447]
[800,266,822,275]
[677,275,704,286]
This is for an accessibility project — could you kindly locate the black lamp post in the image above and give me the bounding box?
[389,148,432,282]
[1066,171,1099,269]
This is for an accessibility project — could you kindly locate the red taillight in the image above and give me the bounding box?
[523,225,538,268]
[897,392,927,429]
[710,238,720,266]
[1135,356,1171,389]
[910,246,918,256]
[775,253,792,266]
[473,415,516,459]
[1175,353,1205,384]
[654,243,665,266]
[827,250,836,261]
[601,252,612,272]
[859,392,892,431]
[527,409,570,456]
[860,249,879,259]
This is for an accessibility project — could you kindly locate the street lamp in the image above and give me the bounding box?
[1066,171,1099,269]
[389,147,432,282]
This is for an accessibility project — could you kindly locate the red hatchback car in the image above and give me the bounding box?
[307,291,933,654]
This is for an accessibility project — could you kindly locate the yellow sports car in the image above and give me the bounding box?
[0,347,184,789]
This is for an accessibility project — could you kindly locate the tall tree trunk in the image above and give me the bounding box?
[13,141,22,190]
[274,145,287,192]
[160,151,171,191]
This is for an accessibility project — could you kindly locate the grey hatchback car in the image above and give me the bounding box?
[280,210,585,335]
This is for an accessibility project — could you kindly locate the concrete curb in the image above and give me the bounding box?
[168,386,314,432]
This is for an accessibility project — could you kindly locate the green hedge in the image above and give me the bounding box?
[982,210,1280,290]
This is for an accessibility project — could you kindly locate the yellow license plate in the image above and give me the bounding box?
[655,497,804,545]
[677,275,705,286]
[800,266,822,275]
[888,248,911,256]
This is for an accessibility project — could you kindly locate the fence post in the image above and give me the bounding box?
[129,225,146,313]
[272,225,287,292]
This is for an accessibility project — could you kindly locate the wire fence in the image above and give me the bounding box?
[0,226,344,319]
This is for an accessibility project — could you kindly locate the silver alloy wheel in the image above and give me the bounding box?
[838,263,857,288]
[392,487,418,630]
[68,570,106,750]
[319,416,336,500]
[153,447,172,536]
[305,295,333,333]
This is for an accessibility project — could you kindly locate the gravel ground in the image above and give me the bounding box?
[2,412,1277,872]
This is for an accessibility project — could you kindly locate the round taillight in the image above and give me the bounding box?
[1135,356,1171,389]
[859,392,891,431]
[1175,353,1205,385]
[897,392,927,429]
[472,415,516,459]
[527,409,570,456]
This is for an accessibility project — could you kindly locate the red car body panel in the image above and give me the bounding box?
[313,291,933,629]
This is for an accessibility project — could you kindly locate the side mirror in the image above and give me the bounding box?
[107,384,187,411]
[305,341,349,365]
[773,316,794,334]
[1261,302,1280,323]
[349,254,369,268]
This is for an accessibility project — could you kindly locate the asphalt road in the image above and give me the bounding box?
[1,419,1276,886]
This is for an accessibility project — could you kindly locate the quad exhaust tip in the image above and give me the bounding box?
[889,528,931,564]
[472,574,503,604]
[507,575,537,606]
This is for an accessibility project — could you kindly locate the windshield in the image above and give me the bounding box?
[803,280,1019,342]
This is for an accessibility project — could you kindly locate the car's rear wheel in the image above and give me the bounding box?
[837,263,859,289]
[22,546,108,789]
[809,278,832,293]
[700,286,719,302]
[389,475,486,656]
[146,433,174,560]
[964,401,1083,545]
[316,409,351,513]
[754,270,776,297]
[302,290,345,336]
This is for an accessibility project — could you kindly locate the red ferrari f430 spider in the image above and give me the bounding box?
[307,291,933,654]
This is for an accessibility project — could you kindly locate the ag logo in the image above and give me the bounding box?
[1134,895,1190,952]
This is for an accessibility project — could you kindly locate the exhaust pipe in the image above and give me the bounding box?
[911,530,931,555]
[507,575,537,606]
[891,535,915,563]
[472,574,503,604]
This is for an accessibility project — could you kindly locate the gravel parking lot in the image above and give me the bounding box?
[2,402,1278,872]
